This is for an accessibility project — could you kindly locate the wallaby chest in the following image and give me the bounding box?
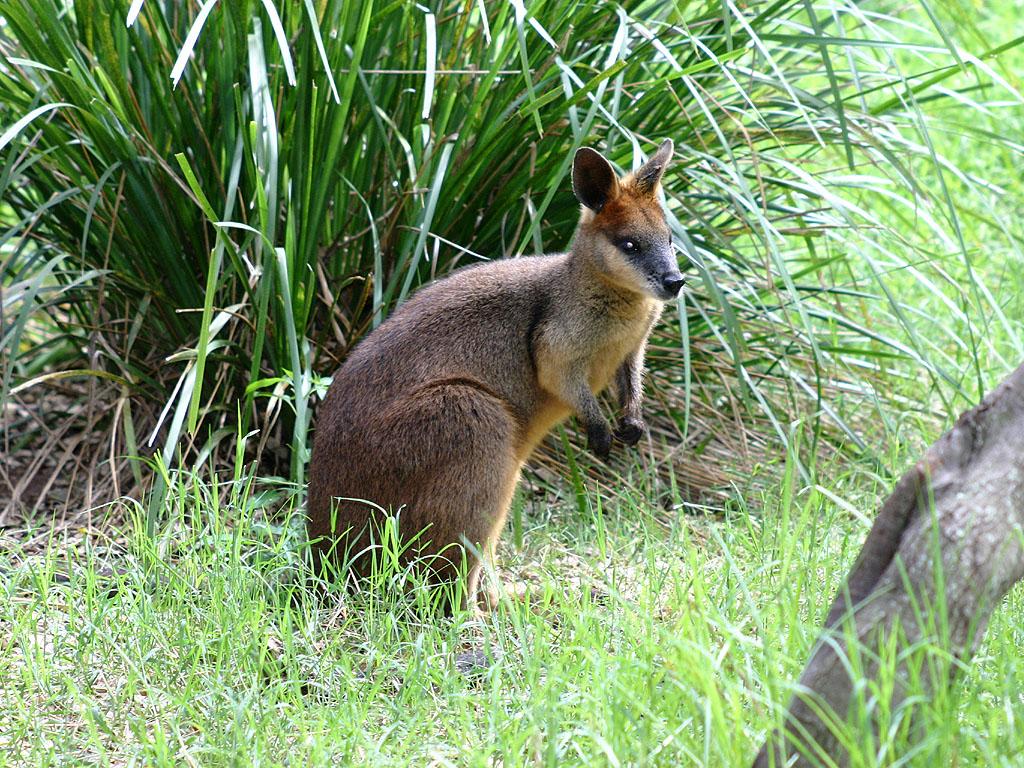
[583,299,660,391]
[535,295,658,394]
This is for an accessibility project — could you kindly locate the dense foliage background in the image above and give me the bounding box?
[2,0,1020,517]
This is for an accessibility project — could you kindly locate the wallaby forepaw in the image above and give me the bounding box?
[587,422,613,459]
[614,417,646,446]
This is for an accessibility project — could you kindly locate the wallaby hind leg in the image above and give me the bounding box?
[470,539,511,612]
[369,381,521,610]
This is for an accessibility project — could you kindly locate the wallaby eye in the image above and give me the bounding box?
[619,239,639,254]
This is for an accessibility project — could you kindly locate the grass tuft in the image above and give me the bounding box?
[2,0,1022,513]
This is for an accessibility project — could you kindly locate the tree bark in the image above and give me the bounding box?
[753,362,1024,767]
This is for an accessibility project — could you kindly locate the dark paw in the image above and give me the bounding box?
[614,417,646,446]
[587,422,613,460]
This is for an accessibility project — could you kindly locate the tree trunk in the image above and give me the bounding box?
[753,362,1024,767]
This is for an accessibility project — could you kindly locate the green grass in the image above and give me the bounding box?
[4,441,1024,767]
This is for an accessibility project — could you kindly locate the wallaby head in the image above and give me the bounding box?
[571,139,684,301]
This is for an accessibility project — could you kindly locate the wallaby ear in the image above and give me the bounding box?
[632,138,673,196]
[572,147,619,212]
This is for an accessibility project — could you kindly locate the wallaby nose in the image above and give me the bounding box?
[661,273,685,297]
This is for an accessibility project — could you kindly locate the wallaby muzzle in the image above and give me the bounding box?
[660,272,685,298]
[649,245,684,299]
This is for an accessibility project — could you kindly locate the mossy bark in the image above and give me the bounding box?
[755,362,1024,767]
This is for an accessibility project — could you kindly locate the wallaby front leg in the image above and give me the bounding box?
[613,348,647,446]
[559,369,613,459]
[537,336,613,459]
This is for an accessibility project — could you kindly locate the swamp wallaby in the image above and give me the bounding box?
[308,139,683,607]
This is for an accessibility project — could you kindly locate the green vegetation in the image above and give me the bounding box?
[5,449,1024,766]
[2,0,1023,765]
[2,0,1020,500]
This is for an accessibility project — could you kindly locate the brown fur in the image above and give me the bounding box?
[307,140,682,608]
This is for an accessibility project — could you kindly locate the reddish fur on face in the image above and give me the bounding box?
[589,188,667,243]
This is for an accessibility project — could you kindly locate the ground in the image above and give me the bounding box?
[3,441,1024,766]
